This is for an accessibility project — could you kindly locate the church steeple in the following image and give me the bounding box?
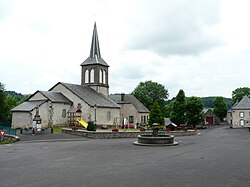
[81,23,109,97]
[90,22,101,58]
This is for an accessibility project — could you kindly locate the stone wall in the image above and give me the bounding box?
[62,128,198,139]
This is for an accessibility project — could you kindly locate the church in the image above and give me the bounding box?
[11,23,149,129]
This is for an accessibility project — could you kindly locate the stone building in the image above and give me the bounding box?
[109,94,149,127]
[202,108,220,125]
[227,95,250,128]
[11,23,149,129]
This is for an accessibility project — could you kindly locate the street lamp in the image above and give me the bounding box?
[94,104,97,129]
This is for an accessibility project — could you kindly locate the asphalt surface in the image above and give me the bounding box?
[16,131,88,143]
[0,126,249,187]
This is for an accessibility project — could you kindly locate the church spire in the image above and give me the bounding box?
[81,22,110,97]
[90,22,101,58]
[81,22,109,67]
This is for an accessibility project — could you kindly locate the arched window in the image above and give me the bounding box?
[90,69,94,83]
[99,70,103,83]
[103,70,106,84]
[107,111,111,121]
[85,69,89,83]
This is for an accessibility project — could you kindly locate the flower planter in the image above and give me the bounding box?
[140,128,145,132]
[112,128,119,132]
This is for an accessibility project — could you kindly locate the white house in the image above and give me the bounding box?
[227,95,250,128]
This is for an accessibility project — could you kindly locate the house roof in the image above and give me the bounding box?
[27,91,72,105]
[232,95,250,110]
[11,100,46,112]
[81,22,109,67]
[203,108,212,114]
[39,91,72,104]
[109,94,149,113]
[53,82,120,108]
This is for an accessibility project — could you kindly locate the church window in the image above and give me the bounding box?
[107,111,111,121]
[62,109,66,118]
[239,112,244,118]
[90,69,94,83]
[129,116,134,123]
[77,103,82,109]
[103,70,106,84]
[85,70,89,83]
[240,119,245,126]
[99,70,103,83]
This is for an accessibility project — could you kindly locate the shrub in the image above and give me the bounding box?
[87,121,96,131]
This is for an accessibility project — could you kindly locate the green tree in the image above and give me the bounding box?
[232,87,250,104]
[213,96,228,121]
[186,97,203,128]
[148,101,164,126]
[0,82,8,122]
[170,89,186,126]
[131,80,169,110]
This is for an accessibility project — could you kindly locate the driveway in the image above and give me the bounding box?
[0,126,249,187]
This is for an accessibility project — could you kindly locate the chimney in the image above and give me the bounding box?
[121,93,125,102]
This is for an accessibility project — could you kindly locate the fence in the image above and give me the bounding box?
[0,122,16,136]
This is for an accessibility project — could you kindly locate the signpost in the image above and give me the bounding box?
[0,130,6,141]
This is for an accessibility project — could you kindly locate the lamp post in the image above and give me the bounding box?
[94,104,97,130]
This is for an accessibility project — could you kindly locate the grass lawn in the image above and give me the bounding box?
[0,139,16,144]
[53,127,62,133]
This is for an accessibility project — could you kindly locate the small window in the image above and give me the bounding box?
[103,70,106,84]
[129,116,134,123]
[99,70,103,83]
[85,70,89,83]
[240,119,245,126]
[239,112,244,118]
[90,69,94,83]
[107,111,111,121]
[62,109,66,118]
[77,103,82,109]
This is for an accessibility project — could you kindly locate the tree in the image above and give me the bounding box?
[170,89,186,126]
[186,97,203,128]
[213,96,228,121]
[0,82,8,122]
[232,87,250,104]
[148,101,164,126]
[131,80,169,110]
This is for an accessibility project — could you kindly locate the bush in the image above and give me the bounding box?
[87,121,96,131]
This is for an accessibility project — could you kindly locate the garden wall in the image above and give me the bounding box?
[61,128,198,139]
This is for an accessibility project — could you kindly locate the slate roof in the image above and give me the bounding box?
[232,95,250,109]
[202,108,213,114]
[11,100,46,112]
[109,94,149,113]
[11,91,73,112]
[53,82,120,108]
[81,22,109,67]
[39,91,72,104]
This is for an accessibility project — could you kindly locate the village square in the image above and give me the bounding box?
[1,22,250,187]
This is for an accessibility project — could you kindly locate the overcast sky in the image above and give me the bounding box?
[1,0,250,99]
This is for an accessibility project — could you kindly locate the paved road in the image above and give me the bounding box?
[0,126,249,187]
[16,131,88,142]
